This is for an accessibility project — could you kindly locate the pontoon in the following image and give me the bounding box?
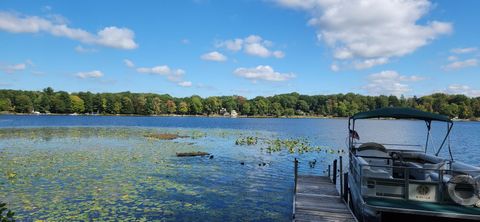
[348,108,480,221]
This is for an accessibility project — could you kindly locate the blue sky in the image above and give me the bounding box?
[0,0,479,98]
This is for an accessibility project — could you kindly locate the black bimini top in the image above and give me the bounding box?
[351,107,451,122]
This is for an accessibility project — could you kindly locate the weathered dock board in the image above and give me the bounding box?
[294,175,356,222]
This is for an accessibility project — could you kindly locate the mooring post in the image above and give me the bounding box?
[293,158,298,219]
[343,173,349,203]
[339,156,343,197]
[333,159,337,185]
[328,164,331,179]
[294,158,299,194]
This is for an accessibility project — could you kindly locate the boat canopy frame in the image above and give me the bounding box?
[348,107,454,160]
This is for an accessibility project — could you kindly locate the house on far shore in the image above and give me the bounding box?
[230,110,238,118]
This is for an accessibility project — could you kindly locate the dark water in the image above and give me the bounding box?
[0,115,479,221]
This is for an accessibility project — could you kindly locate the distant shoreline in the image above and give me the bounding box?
[0,112,336,119]
[1,112,478,122]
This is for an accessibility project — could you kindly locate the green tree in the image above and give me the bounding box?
[178,101,189,114]
[270,102,283,117]
[204,97,221,115]
[254,97,269,115]
[14,94,33,113]
[190,96,203,114]
[0,98,12,112]
[121,97,134,114]
[133,96,147,115]
[70,95,85,113]
[240,101,251,115]
[296,100,309,112]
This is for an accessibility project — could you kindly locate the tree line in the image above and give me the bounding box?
[1,87,479,119]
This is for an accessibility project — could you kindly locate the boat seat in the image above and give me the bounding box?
[405,161,447,180]
[357,157,393,179]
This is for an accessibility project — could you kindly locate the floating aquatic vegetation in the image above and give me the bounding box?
[144,133,188,140]
[235,136,258,145]
[0,202,14,222]
[176,151,210,157]
[0,127,293,221]
[233,135,344,155]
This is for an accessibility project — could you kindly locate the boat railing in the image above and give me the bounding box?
[350,154,480,203]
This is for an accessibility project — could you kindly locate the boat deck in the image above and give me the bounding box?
[293,175,356,222]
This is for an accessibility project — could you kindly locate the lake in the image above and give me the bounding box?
[1,115,479,221]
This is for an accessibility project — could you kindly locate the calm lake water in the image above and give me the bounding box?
[0,115,479,221]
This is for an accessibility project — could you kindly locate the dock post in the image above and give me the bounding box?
[339,156,343,197]
[343,173,349,203]
[294,158,298,194]
[293,158,298,219]
[328,165,331,179]
[333,159,337,185]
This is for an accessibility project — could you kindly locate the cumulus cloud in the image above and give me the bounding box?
[234,65,295,82]
[0,11,138,50]
[201,51,227,62]
[131,61,192,87]
[443,59,477,70]
[275,0,452,69]
[445,84,480,97]
[451,47,477,54]
[75,70,103,79]
[363,70,424,96]
[216,35,285,58]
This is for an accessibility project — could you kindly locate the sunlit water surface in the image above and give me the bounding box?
[0,115,479,221]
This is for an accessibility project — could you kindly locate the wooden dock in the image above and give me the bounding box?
[293,175,356,222]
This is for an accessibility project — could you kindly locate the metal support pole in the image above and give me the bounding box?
[328,165,331,179]
[333,159,337,185]
[343,173,349,203]
[340,156,343,197]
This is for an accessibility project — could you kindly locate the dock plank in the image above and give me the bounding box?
[294,175,356,222]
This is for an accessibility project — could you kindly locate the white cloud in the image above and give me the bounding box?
[447,56,458,61]
[133,62,192,87]
[354,57,389,70]
[75,45,97,53]
[216,38,243,51]
[216,35,285,58]
[445,84,480,97]
[275,0,452,68]
[273,50,285,58]
[234,65,295,82]
[0,61,31,74]
[177,81,192,87]
[443,59,477,70]
[136,65,171,75]
[75,70,103,79]
[363,70,424,96]
[123,59,135,68]
[201,51,227,62]
[330,64,339,72]
[0,11,138,50]
[451,47,477,54]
